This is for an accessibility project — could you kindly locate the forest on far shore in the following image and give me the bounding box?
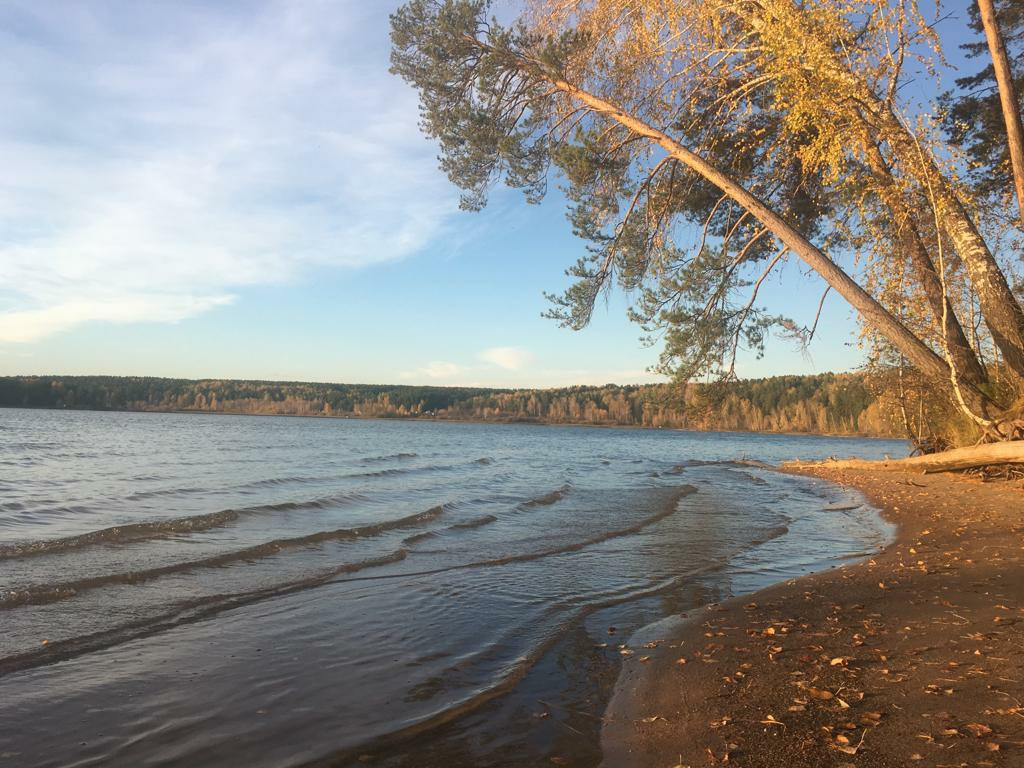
[0,373,898,437]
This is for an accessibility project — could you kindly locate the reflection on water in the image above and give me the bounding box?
[0,409,902,767]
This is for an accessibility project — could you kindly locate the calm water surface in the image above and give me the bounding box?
[0,409,905,767]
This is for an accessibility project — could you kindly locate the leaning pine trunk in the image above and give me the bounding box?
[527,71,995,414]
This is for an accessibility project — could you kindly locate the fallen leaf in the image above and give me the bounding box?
[964,723,993,738]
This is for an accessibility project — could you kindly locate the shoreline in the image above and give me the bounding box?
[600,466,1024,766]
[0,404,901,441]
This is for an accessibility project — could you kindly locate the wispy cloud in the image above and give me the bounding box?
[0,1,455,343]
[479,346,532,371]
[399,361,463,380]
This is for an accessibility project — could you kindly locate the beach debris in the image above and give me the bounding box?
[709,716,731,729]
[860,711,883,726]
[675,657,688,665]
[963,722,993,738]
[831,728,868,755]
[640,715,666,723]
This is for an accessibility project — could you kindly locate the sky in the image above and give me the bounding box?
[0,1,980,389]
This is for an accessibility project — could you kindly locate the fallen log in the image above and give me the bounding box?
[784,440,1024,473]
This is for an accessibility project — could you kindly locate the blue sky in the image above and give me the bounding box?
[0,1,978,388]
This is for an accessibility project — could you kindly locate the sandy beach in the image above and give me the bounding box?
[602,466,1024,767]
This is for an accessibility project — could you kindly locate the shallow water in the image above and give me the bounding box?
[0,409,904,767]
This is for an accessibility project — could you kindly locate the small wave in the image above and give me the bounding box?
[351,467,418,478]
[403,531,438,546]
[749,523,790,546]
[361,452,419,464]
[474,457,494,465]
[0,492,373,560]
[520,483,572,508]
[238,475,323,489]
[0,509,243,559]
[725,469,769,486]
[125,486,211,501]
[245,491,368,514]
[447,514,498,531]
[0,506,444,610]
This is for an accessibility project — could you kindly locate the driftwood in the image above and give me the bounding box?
[785,440,1024,473]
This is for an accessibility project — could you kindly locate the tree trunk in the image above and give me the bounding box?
[784,439,1024,472]
[977,0,1024,223]
[863,143,990,390]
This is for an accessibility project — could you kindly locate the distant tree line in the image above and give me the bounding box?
[0,374,897,436]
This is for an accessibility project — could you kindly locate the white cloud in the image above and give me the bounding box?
[0,1,455,342]
[479,346,532,371]
[399,361,463,380]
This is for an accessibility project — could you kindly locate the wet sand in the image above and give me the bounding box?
[602,466,1024,767]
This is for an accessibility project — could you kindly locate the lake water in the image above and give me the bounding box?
[0,409,904,767]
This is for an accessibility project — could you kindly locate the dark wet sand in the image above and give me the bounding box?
[602,466,1024,767]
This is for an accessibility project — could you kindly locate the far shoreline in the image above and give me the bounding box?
[0,404,906,443]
